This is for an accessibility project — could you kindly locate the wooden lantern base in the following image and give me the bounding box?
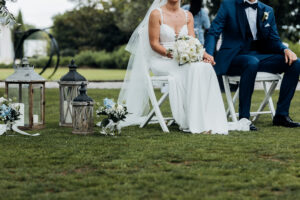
[59,123,73,127]
[18,124,45,131]
[72,130,94,135]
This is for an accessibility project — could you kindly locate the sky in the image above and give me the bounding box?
[6,0,75,28]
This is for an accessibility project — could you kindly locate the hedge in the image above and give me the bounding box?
[0,45,130,69]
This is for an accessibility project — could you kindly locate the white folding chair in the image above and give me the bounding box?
[223,72,282,122]
[139,73,173,132]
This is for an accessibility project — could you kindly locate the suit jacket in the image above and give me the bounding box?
[204,0,287,75]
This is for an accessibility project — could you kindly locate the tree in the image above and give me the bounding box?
[207,0,300,42]
[108,0,153,33]
[68,0,153,34]
[56,0,154,54]
[68,0,99,8]
[52,6,129,55]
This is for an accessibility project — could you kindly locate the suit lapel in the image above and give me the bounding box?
[256,2,265,39]
[236,0,247,39]
[257,2,264,30]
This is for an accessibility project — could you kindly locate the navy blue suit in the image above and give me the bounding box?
[205,0,300,119]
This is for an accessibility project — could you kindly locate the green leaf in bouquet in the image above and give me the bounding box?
[101,118,110,128]
[111,116,119,123]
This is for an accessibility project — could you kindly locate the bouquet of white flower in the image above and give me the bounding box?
[168,35,205,66]
[96,98,129,136]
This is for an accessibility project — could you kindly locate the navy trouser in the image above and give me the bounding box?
[227,52,300,119]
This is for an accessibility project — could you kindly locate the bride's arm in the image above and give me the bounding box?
[186,12,196,38]
[149,10,172,58]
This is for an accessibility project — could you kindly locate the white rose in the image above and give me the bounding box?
[190,54,199,62]
[117,105,123,112]
[180,54,189,64]
[0,97,6,105]
[194,38,201,46]
[189,46,196,54]
[188,39,195,46]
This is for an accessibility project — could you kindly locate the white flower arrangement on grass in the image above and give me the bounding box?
[0,97,20,125]
[0,96,39,136]
[167,35,205,66]
[96,98,129,136]
[0,97,21,135]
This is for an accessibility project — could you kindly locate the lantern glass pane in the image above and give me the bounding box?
[22,84,30,126]
[7,84,20,101]
[33,84,43,125]
[63,86,79,124]
[7,83,28,126]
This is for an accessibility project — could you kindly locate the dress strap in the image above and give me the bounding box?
[157,8,164,24]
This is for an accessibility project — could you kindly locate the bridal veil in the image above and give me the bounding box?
[118,0,174,126]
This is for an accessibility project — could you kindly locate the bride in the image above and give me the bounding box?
[119,0,230,134]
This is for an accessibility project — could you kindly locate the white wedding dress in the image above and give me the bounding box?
[150,8,229,134]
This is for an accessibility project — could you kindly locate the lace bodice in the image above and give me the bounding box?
[157,8,188,49]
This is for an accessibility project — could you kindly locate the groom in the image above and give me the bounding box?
[204,0,300,130]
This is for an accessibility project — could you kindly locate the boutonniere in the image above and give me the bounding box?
[262,12,269,22]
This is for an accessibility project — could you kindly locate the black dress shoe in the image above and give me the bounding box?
[250,123,258,131]
[273,115,300,128]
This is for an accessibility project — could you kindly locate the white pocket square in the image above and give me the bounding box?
[264,23,270,27]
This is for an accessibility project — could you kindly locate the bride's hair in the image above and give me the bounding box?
[189,0,203,16]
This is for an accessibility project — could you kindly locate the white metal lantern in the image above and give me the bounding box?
[5,58,46,130]
[59,60,87,127]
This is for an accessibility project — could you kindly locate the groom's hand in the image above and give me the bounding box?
[203,52,216,65]
[284,49,297,66]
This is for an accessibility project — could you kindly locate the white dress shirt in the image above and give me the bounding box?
[244,0,258,40]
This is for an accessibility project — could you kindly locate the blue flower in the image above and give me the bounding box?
[0,104,9,117]
[4,107,12,116]
[103,98,115,109]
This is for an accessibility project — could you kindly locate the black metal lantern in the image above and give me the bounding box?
[72,83,94,135]
[59,60,87,127]
[5,58,46,130]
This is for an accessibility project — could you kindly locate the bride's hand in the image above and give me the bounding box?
[166,52,173,59]
[165,49,173,59]
[203,52,216,65]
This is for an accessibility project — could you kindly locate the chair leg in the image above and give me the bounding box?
[140,86,169,132]
[223,76,238,122]
[226,87,239,116]
[264,82,276,118]
[140,92,169,128]
[252,81,278,122]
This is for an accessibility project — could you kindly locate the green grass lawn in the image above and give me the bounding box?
[0,89,300,200]
[0,68,126,81]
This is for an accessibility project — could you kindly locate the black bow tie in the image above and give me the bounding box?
[244,2,258,9]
